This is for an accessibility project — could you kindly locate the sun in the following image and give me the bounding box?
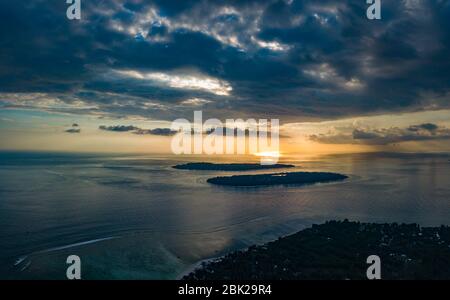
[253,151,282,158]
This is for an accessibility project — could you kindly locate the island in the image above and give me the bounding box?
[206,171,348,186]
[183,220,450,280]
[173,162,295,171]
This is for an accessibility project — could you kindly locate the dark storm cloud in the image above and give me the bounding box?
[205,127,290,139]
[65,128,81,133]
[65,122,81,133]
[99,125,177,136]
[408,123,438,132]
[134,128,178,136]
[310,123,450,145]
[1,0,450,122]
[99,125,139,132]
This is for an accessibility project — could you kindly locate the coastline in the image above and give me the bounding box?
[181,220,450,280]
[173,162,295,171]
[207,171,348,187]
[176,257,222,280]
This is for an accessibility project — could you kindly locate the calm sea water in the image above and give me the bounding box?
[0,151,449,279]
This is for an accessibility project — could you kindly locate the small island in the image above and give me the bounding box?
[183,220,450,280]
[207,171,348,186]
[173,162,295,171]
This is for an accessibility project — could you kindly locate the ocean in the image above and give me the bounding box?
[0,151,449,279]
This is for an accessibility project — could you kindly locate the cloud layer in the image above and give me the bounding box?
[310,123,450,145]
[1,0,450,122]
[99,125,178,136]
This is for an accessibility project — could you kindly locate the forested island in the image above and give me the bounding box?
[207,171,348,186]
[173,162,295,171]
[183,220,450,280]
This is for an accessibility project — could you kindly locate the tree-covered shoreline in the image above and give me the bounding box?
[183,220,450,280]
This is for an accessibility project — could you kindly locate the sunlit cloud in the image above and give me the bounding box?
[304,63,336,80]
[179,98,212,106]
[304,64,365,90]
[253,38,290,52]
[344,78,364,90]
[114,70,233,96]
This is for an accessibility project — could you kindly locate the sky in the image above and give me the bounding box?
[0,0,449,155]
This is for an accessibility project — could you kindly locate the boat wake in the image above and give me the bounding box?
[13,236,120,271]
